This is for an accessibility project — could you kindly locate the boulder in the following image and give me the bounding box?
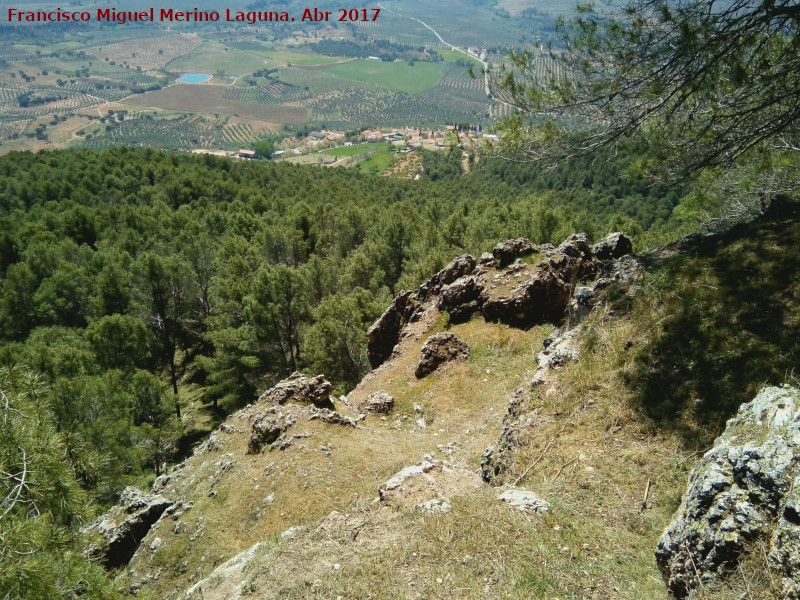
[258,372,334,409]
[366,290,423,369]
[568,285,595,325]
[247,407,297,454]
[359,391,395,414]
[87,487,174,569]
[492,238,536,266]
[556,232,592,259]
[417,254,477,301]
[480,270,571,327]
[656,386,800,599]
[592,231,633,260]
[437,276,484,324]
[414,332,470,378]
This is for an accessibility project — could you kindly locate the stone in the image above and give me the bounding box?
[492,238,536,266]
[592,231,633,260]
[359,391,395,414]
[498,488,550,514]
[480,270,571,327]
[656,386,800,599]
[414,333,470,378]
[436,276,484,324]
[86,487,174,569]
[556,232,592,259]
[366,290,423,369]
[417,254,477,300]
[258,372,334,409]
[247,407,297,454]
[568,285,595,324]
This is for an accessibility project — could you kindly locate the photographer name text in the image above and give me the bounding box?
[7,7,381,25]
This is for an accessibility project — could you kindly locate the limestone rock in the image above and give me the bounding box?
[556,232,592,259]
[480,270,571,327]
[247,407,297,454]
[656,386,800,599]
[414,332,470,378]
[592,231,633,260]
[417,254,477,300]
[366,290,423,369]
[258,372,333,409]
[492,237,536,266]
[437,276,483,324]
[379,459,483,512]
[87,487,174,569]
[359,391,395,414]
[498,488,550,514]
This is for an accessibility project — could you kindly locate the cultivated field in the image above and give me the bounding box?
[326,60,443,94]
[85,34,203,74]
[164,41,273,77]
[121,84,309,123]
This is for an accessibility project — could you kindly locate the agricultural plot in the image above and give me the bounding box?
[121,83,308,123]
[85,34,203,72]
[165,42,270,77]
[326,60,443,95]
[223,83,312,105]
[0,119,28,141]
[0,84,103,119]
[79,113,264,150]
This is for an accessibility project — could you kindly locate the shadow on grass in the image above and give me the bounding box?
[627,200,800,449]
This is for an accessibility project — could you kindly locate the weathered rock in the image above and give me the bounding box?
[366,290,423,369]
[656,386,800,599]
[379,459,483,512]
[530,327,581,387]
[87,487,174,569]
[359,391,395,414]
[414,332,470,378]
[480,270,571,327]
[247,407,297,454]
[437,276,484,324]
[568,285,595,324]
[592,231,633,260]
[258,372,334,409]
[498,488,550,514]
[417,254,477,301]
[556,232,592,259]
[492,238,536,266]
[308,408,360,427]
[478,252,495,267]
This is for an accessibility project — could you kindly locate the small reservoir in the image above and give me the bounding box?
[178,73,212,84]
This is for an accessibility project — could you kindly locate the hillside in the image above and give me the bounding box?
[89,199,800,599]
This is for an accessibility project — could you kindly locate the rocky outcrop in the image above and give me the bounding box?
[480,270,572,328]
[258,372,334,409]
[414,332,470,378]
[366,233,634,371]
[492,238,536,266]
[87,487,174,569]
[592,231,633,260]
[656,386,800,599]
[366,290,423,369]
[248,407,297,454]
[359,391,395,414]
[437,276,483,324]
[417,254,477,301]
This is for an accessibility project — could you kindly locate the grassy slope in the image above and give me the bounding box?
[122,204,799,600]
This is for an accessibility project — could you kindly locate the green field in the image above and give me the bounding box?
[327,60,443,95]
[357,144,395,173]
[322,144,374,158]
[262,51,350,66]
[165,41,272,76]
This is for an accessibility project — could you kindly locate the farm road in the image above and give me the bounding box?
[376,1,492,96]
